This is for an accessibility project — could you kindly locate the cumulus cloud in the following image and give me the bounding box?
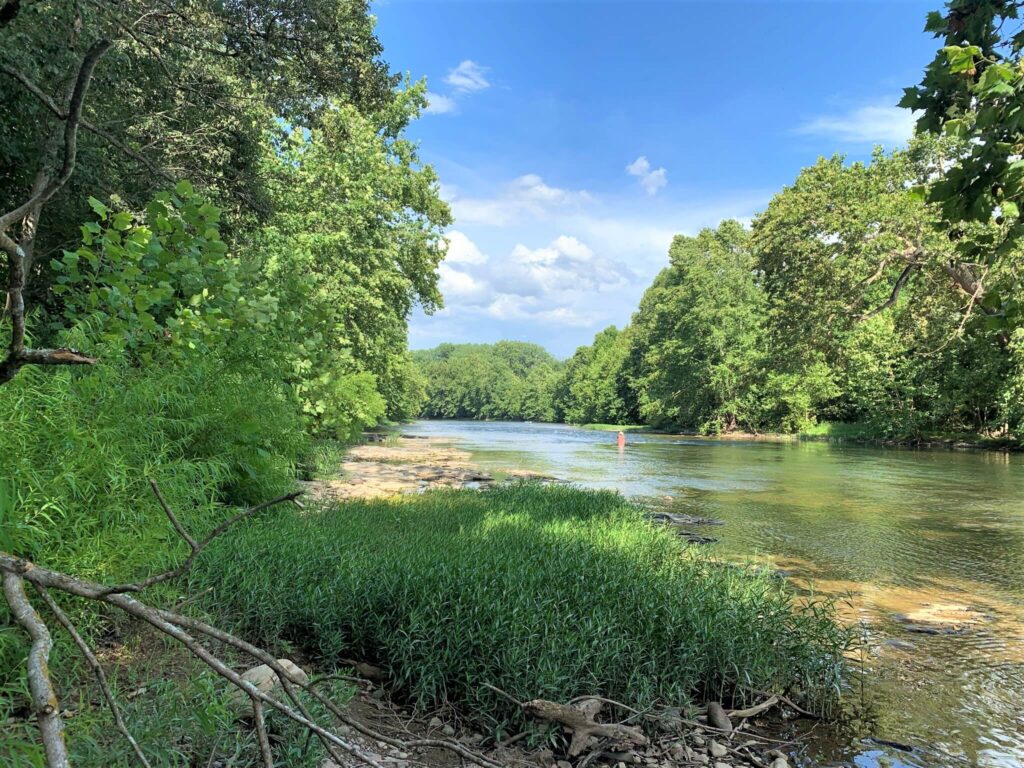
[432,231,634,329]
[417,168,770,353]
[796,102,915,146]
[491,236,632,308]
[626,156,668,196]
[424,92,457,115]
[446,60,490,92]
[442,230,487,264]
[448,175,591,226]
[485,294,594,326]
[438,263,490,303]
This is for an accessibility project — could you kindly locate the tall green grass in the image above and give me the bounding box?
[0,343,309,736]
[0,348,306,572]
[197,484,850,732]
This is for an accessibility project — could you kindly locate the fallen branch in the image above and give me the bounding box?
[726,695,779,720]
[482,682,647,757]
[98,481,302,595]
[2,571,68,767]
[522,698,648,757]
[35,586,152,768]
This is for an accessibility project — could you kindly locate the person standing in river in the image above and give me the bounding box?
[617,431,626,451]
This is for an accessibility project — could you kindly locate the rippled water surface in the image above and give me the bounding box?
[402,420,1024,768]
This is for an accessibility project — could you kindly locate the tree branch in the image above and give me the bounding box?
[1,41,110,385]
[0,39,112,232]
[1,63,176,184]
[0,551,387,768]
[2,570,69,768]
[251,699,274,768]
[98,482,302,596]
[35,586,152,768]
[857,263,919,320]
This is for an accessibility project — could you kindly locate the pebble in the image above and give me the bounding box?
[428,716,443,728]
[441,724,456,737]
[715,763,732,768]
[770,759,789,768]
[709,740,728,758]
[557,762,572,768]
[692,734,707,747]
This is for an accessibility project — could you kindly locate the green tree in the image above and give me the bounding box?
[255,87,450,429]
[555,326,636,425]
[630,221,762,433]
[414,342,563,421]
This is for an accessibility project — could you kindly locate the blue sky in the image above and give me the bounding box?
[373,0,938,358]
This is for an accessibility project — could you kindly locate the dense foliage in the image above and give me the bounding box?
[1,3,446,763]
[413,341,563,421]
[198,485,849,728]
[418,136,1023,440]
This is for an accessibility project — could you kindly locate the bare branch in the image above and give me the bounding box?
[1,41,110,386]
[251,699,274,768]
[0,552,387,768]
[0,39,112,232]
[35,586,153,768]
[857,263,919,320]
[98,483,302,595]
[2,63,176,183]
[148,479,198,550]
[2,571,69,768]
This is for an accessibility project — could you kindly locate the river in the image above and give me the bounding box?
[401,420,1024,768]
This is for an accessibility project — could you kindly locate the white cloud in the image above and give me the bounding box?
[796,102,915,146]
[626,156,668,196]
[438,263,490,303]
[417,169,771,353]
[495,236,632,303]
[424,92,457,115]
[445,60,490,93]
[442,230,487,264]
[448,175,591,226]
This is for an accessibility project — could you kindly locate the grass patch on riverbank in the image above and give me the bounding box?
[197,484,850,732]
[578,423,651,432]
[800,421,1022,448]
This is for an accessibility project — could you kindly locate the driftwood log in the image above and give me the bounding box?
[523,697,648,756]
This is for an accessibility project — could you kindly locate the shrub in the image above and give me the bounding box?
[197,484,850,733]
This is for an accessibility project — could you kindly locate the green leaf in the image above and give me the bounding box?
[112,211,134,231]
[88,197,108,221]
[944,45,980,74]
[924,10,946,33]
[174,179,194,197]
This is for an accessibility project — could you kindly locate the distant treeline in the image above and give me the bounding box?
[416,136,1024,439]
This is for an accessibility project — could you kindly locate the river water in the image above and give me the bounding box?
[402,420,1024,768]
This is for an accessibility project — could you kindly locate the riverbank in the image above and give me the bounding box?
[205,468,847,768]
[575,421,1022,451]
[299,434,557,501]
[274,438,847,768]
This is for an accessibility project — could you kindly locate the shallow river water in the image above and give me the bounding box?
[402,420,1024,768]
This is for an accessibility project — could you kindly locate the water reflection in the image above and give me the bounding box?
[402,421,1024,768]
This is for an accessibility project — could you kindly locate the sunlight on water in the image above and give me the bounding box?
[403,420,1024,768]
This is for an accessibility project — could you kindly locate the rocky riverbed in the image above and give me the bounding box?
[299,434,557,501]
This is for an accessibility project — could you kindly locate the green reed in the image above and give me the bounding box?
[197,484,851,732]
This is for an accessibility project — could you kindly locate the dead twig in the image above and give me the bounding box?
[98,481,302,595]
[35,586,152,768]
